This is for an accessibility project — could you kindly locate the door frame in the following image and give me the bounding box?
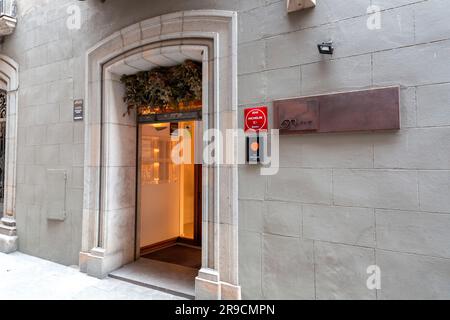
[0,54,19,254]
[135,116,203,257]
[80,10,240,300]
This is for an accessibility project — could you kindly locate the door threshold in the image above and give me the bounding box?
[174,242,201,250]
[109,258,197,299]
[109,273,194,300]
[140,239,200,256]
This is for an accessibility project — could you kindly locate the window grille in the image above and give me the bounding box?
[0,90,6,204]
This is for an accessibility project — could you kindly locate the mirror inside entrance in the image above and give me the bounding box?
[138,121,202,251]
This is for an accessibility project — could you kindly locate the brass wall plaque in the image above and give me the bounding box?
[274,87,400,134]
[275,100,319,133]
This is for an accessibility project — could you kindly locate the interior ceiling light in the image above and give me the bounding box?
[151,123,168,131]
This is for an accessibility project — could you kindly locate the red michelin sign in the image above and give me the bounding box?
[244,106,268,132]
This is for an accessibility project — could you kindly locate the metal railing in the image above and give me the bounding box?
[0,90,6,204]
[0,0,17,18]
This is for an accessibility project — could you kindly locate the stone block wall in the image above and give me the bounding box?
[237,0,450,300]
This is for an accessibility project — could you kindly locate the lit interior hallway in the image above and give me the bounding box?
[0,252,186,300]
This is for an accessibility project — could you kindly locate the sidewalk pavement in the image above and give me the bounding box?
[0,251,185,300]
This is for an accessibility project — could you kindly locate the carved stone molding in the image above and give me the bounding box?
[0,15,16,36]
[0,0,17,36]
[79,10,240,300]
[0,54,19,253]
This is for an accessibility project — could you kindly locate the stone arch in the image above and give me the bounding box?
[0,54,19,253]
[79,10,240,300]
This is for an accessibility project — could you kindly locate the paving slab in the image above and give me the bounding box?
[0,252,182,300]
[109,258,197,299]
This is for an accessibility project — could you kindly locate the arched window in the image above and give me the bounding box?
[0,54,18,254]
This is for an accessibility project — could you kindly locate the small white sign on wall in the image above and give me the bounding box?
[73,99,84,121]
[287,0,316,13]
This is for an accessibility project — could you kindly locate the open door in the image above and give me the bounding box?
[138,120,202,257]
[178,163,202,246]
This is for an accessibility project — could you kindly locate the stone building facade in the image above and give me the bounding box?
[0,0,450,299]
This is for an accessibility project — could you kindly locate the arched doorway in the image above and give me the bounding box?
[104,47,205,298]
[79,10,240,300]
[0,54,19,253]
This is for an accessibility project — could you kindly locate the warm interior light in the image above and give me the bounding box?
[151,123,168,131]
[153,162,160,182]
[250,142,259,152]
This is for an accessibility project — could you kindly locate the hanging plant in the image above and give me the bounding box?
[120,60,202,116]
